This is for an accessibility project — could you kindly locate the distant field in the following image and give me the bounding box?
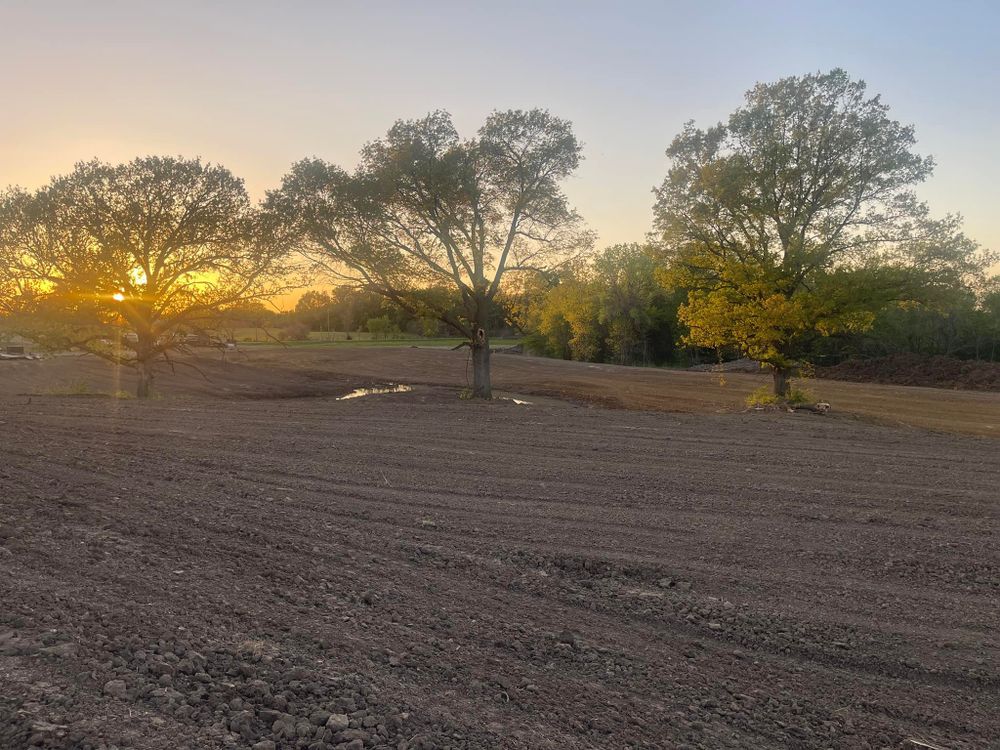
[227,328,519,348]
[2,346,998,437]
[236,335,519,349]
[223,328,528,350]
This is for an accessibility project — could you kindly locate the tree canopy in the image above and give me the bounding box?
[0,157,288,396]
[269,108,592,397]
[527,244,681,365]
[653,69,992,396]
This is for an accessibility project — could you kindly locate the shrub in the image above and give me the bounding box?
[366,316,402,340]
[746,385,815,407]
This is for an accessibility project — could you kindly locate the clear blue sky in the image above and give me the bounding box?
[2,0,997,262]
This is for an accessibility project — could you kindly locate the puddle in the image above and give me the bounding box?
[336,384,413,401]
[493,391,533,405]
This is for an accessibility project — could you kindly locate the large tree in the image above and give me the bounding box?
[0,189,49,320]
[0,157,288,397]
[654,69,990,397]
[593,243,680,365]
[270,109,592,398]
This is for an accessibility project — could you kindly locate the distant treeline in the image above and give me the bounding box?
[517,244,1000,367]
[271,241,1000,367]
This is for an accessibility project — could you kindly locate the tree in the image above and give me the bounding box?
[0,157,288,397]
[365,315,401,340]
[524,246,682,365]
[982,278,1000,361]
[295,290,333,315]
[593,243,680,365]
[0,189,50,322]
[653,69,991,397]
[294,290,334,332]
[270,109,592,398]
[0,208,22,319]
[530,275,603,361]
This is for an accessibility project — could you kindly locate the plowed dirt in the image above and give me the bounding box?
[1,348,998,749]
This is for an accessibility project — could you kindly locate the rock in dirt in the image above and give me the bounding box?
[40,641,79,658]
[326,713,350,731]
[102,679,127,699]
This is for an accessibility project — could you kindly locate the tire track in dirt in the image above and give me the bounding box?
[2,392,998,748]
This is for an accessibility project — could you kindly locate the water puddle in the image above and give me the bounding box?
[336,384,413,401]
[494,391,533,405]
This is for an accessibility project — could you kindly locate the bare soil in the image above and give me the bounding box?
[1,348,998,749]
[818,354,1000,392]
[3,346,999,436]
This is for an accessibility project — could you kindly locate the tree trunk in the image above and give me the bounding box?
[772,366,791,400]
[135,331,154,399]
[136,360,153,399]
[470,327,492,399]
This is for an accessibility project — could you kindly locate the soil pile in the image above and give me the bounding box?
[818,353,1000,391]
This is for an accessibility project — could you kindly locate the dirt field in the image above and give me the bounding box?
[2,346,1000,437]
[1,349,999,749]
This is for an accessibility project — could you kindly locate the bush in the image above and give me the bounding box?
[746,385,814,407]
[365,316,402,340]
[420,317,440,338]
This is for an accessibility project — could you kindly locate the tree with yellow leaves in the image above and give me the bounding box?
[654,70,989,398]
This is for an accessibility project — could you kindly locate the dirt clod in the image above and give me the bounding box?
[1,352,998,748]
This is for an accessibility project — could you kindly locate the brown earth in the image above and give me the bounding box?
[817,354,1000,392]
[1,348,999,749]
[2,346,1000,436]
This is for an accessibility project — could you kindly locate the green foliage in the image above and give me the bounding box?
[530,276,602,360]
[814,277,1000,362]
[746,384,813,407]
[365,315,402,340]
[420,317,440,337]
[269,109,592,398]
[593,244,682,365]
[653,69,993,392]
[525,244,682,365]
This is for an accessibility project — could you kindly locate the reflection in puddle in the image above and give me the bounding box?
[495,392,532,405]
[337,384,413,401]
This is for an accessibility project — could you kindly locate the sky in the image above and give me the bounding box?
[2,0,998,289]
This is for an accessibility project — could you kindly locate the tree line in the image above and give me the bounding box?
[1,69,994,399]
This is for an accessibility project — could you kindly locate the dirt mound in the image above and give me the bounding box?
[818,353,1000,391]
[688,357,762,373]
